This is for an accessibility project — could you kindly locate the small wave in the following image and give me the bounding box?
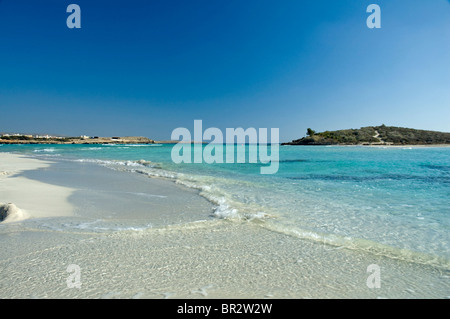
[207,195,271,221]
[81,147,102,150]
[75,158,116,164]
[287,174,450,183]
[42,219,153,233]
[93,158,274,222]
[74,158,161,169]
[33,148,56,153]
[120,160,161,168]
[277,159,309,163]
[171,177,273,222]
[420,164,450,172]
[263,223,450,270]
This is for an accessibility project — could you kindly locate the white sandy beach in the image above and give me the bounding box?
[0,153,448,299]
[0,153,74,222]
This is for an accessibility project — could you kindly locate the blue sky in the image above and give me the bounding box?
[0,0,449,141]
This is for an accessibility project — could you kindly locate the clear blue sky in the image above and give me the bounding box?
[0,0,449,141]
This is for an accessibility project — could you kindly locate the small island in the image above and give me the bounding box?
[282,125,450,146]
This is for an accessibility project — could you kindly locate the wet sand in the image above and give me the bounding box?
[0,153,75,222]
[0,153,448,299]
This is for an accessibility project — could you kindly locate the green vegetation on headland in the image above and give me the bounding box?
[282,125,450,146]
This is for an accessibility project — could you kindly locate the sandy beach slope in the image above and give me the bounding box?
[0,153,75,222]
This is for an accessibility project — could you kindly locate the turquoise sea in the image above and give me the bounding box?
[1,144,449,270]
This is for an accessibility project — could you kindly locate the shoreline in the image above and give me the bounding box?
[0,152,215,227]
[0,153,75,222]
[0,136,155,145]
[0,152,448,298]
[3,142,450,149]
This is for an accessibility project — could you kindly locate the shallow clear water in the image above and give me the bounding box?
[1,144,449,269]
